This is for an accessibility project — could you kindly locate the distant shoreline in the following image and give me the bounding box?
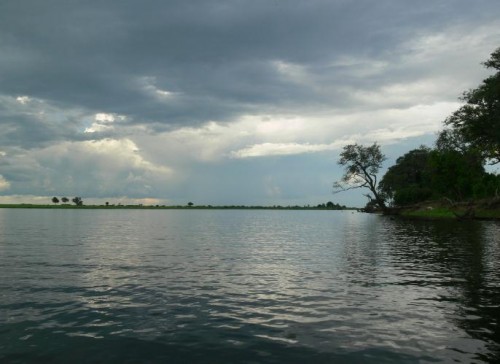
[0,204,358,211]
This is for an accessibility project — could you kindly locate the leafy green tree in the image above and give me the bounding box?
[380,145,490,205]
[52,197,59,204]
[426,149,485,201]
[72,197,83,206]
[444,47,500,164]
[187,202,194,207]
[379,146,433,206]
[436,128,470,154]
[473,173,500,199]
[61,197,69,203]
[334,143,387,210]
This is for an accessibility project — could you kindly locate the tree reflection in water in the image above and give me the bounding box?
[382,218,500,363]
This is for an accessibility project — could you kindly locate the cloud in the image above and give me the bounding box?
[1,0,498,132]
[84,112,126,133]
[231,142,341,159]
[1,138,175,198]
[1,0,499,205]
[0,175,10,191]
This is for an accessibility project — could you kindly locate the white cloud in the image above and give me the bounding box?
[0,175,10,191]
[85,123,113,133]
[139,76,177,101]
[16,95,31,104]
[85,112,125,133]
[95,113,118,123]
[2,138,176,198]
[231,142,341,158]
[133,97,458,163]
[272,60,312,86]
[351,79,448,106]
[81,138,171,174]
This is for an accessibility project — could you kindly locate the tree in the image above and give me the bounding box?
[61,197,69,204]
[379,146,433,206]
[52,197,59,204]
[72,197,83,206]
[187,202,194,207]
[380,145,488,205]
[436,128,470,154]
[333,143,387,210]
[426,149,485,201]
[444,47,500,164]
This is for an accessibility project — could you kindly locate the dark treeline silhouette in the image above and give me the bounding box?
[51,196,83,206]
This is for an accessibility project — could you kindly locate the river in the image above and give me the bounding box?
[1,209,499,363]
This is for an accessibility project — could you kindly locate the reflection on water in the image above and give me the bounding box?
[0,209,499,363]
[381,218,500,363]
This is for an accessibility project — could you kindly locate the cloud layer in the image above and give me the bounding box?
[1,0,499,205]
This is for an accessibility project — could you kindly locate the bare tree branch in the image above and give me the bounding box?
[333,143,386,210]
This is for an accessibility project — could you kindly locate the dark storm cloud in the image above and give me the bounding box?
[2,0,498,135]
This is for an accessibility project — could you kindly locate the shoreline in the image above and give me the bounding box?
[0,204,357,211]
[384,199,500,221]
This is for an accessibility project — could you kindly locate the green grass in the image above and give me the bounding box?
[400,207,500,220]
[401,208,456,219]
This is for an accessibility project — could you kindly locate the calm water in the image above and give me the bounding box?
[1,209,499,363]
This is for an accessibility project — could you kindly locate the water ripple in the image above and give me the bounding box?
[1,209,499,363]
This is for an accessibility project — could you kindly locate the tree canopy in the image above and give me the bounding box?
[72,197,83,206]
[379,145,495,206]
[379,146,433,206]
[444,47,500,164]
[334,143,386,210]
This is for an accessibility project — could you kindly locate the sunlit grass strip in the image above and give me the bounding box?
[401,208,456,218]
[400,207,500,220]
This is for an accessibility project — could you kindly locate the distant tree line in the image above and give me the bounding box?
[317,201,347,209]
[51,196,83,206]
[334,47,500,210]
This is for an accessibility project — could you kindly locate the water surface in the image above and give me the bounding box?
[1,209,499,363]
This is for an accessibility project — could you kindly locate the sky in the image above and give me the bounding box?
[0,0,499,207]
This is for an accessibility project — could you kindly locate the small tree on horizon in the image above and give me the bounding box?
[333,143,387,211]
[72,197,83,206]
[61,197,69,204]
[52,197,59,204]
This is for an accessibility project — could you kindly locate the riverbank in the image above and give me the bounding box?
[392,198,500,220]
